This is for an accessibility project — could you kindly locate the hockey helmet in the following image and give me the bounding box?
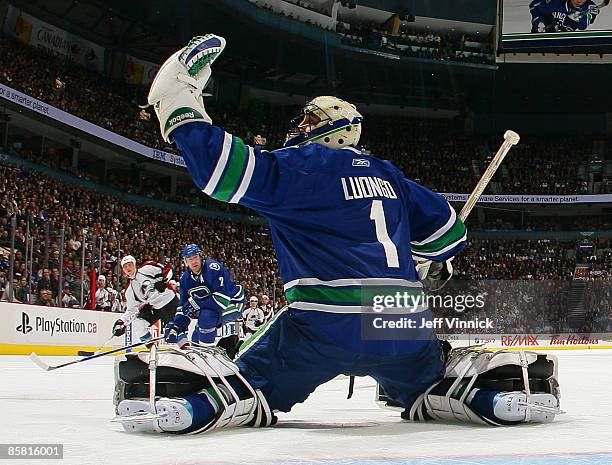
[120,255,136,268]
[182,244,203,269]
[284,96,362,149]
[182,244,202,259]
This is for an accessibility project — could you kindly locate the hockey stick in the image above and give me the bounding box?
[78,309,146,358]
[458,130,520,222]
[77,335,115,357]
[29,337,164,372]
[414,130,520,279]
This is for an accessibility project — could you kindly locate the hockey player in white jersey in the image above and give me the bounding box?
[94,275,112,311]
[111,255,178,343]
[260,294,274,323]
[242,296,265,338]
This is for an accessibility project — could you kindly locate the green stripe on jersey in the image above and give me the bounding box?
[239,306,288,354]
[286,286,361,305]
[411,217,466,254]
[213,293,231,308]
[212,137,248,202]
[285,285,423,306]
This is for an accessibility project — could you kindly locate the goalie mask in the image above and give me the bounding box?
[284,96,363,149]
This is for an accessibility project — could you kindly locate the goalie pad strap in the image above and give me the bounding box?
[114,346,273,434]
[406,348,560,425]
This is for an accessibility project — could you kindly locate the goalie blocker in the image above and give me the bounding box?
[376,347,563,425]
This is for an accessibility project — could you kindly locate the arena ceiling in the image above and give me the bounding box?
[7,0,612,113]
[9,0,495,59]
[8,0,182,60]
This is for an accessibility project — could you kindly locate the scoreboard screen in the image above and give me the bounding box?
[501,0,612,49]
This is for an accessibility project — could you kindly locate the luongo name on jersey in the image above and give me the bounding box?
[172,123,467,353]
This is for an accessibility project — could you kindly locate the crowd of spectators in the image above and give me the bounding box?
[2,35,610,202]
[338,24,493,65]
[0,161,286,311]
[501,138,591,195]
[250,0,494,64]
[440,238,612,333]
[0,36,175,154]
[476,215,612,232]
[1,31,611,336]
[1,154,611,337]
[453,239,578,281]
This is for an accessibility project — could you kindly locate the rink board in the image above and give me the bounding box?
[0,302,123,355]
[2,301,611,355]
[0,343,106,355]
[440,333,612,351]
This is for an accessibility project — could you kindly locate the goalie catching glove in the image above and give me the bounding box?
[414,258,453,291]
[147,34,226,142]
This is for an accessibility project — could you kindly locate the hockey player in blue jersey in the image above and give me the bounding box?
[164,244,245,347]
[113,35,562,434]
[530,0,600,32]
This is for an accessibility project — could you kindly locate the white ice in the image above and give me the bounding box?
[1,350,611,465]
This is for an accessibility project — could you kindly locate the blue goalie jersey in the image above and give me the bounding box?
[172,123,466,354]
[178,258,245,344]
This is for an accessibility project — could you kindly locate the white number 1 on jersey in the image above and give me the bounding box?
[370,200,399,268]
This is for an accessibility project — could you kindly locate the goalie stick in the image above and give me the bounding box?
[415,130,520,279]
[458,130,520,222]
[29,337,164,372]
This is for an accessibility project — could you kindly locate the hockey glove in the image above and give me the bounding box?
[112,319,126,337]
[147,34,225,142]
[164,326,179,344]
[164,313,191,344]
[153,267,173,292]
[154,279,167,293]
[422,260,454,292]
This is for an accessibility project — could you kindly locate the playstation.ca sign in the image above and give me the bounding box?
[16,312,33,334]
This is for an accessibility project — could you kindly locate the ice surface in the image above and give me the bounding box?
[1,350,611,465]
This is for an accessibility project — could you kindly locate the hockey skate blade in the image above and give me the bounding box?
[115,398,195,433]
[110,412,167,423]
[494,392,562,423]
[113,400,167,433]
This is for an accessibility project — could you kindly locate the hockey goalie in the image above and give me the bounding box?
[113,34,563,434]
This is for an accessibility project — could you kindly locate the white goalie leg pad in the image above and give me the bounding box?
[147,35,225,142]
[114,346,273,434]
[407,348,563,425]
[184,347,274,434]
